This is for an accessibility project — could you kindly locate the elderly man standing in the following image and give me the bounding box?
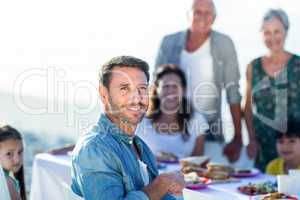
[155,0,257,163]
[71,56,184,200]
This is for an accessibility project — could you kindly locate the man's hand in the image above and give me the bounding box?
[223,136,243,163]
[142,172,185,200]
[167,172,185,196]
[247,138,258,159]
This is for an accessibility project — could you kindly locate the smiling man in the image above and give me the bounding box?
[71,56,184,200]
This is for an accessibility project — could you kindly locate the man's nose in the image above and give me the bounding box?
[130,88,143,103]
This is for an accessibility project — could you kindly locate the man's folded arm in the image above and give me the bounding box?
[78,171,150,200]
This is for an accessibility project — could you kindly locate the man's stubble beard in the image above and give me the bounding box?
[107,96,147,127]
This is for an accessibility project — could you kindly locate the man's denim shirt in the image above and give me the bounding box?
[71,114,175,200]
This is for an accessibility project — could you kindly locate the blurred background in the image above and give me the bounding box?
[0,0,299,190]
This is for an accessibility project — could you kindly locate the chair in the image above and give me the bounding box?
[0,166,11,200]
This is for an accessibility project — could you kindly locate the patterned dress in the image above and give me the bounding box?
[251,54,300,172]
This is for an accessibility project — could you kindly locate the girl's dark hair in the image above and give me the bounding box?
[147,64,193,141]
[0,125,27,200]
[275,120,300,140]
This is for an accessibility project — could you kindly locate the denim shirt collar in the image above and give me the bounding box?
[98,114,140,146]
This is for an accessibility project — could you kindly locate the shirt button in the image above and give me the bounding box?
[129,140,133,144]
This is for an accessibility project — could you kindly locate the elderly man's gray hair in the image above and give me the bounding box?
[262,9,289,32]
[191,0,217,20]
[209,0,217,19]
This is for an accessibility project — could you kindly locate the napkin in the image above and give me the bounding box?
[277,175,300,196]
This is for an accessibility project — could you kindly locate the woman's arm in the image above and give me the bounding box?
[244,64,258,159]
[191,134,206,156]
[189,112,209,156]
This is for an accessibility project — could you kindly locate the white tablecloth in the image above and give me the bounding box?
[30,153,81,200]
[30,153,275,200]
[161,163,275,200]
[183,175,275,200]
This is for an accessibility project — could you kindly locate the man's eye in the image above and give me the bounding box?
[275,30,282,34]
[120,87,129,94]
[139,87,148,92]
[120,87,128,91]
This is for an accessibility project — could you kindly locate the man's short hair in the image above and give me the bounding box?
[99,56,150,88]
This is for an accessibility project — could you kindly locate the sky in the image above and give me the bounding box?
[1,0,299,102]
[0,0,299,139]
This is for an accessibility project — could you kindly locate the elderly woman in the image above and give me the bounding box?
[244,9,300,172]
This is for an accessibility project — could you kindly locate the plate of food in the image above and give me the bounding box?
[184,172,211,190]
[231,168,260,178]
[238,181,277,196]
[202,171,240,184]
[182,161,240,184]
[180,156,210,168]
[200,163,240,183]
[253,192,298,200]
[206,163,235,174]
[180,156,210,173]
[186,183,208,190]
[156,152,179,164]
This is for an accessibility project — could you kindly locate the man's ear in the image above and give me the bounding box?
[99,84,108,104]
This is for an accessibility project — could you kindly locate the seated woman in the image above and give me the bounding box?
[137,64,209,159]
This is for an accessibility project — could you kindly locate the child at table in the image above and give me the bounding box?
[266,121,300,175]
[0,125,26,200]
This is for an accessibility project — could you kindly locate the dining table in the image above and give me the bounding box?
[30,153,277,200]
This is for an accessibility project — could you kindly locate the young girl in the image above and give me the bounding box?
[0,125,26,200]
[266,121,300,175]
